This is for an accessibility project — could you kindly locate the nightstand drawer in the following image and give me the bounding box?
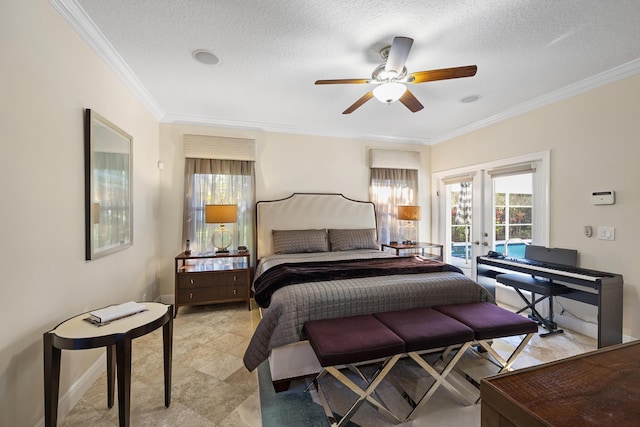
[177,271,246,289]
[178,285,248,303]
[213,271,247,286]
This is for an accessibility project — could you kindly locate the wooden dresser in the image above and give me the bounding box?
[481,340,640,426]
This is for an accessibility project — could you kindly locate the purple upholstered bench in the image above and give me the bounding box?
[303,303,538,425]
[303,314,406,426]
[434,302,539,373]
[373,307,476,419]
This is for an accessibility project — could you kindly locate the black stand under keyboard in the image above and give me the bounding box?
[496,273,568,336]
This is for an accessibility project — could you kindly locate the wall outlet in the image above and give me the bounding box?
[597,226,615,241]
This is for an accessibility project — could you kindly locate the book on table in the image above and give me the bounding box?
[89,301,146,324]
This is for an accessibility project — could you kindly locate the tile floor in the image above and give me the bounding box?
[59,301,597,426]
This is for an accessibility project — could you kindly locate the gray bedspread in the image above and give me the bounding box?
[243,251,493,371]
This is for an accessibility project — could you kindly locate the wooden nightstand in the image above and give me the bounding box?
[381,242,443,260]
[174,251,251,317]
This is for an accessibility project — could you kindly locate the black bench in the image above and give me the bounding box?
[303,302,538,425]
[496,273,569,336]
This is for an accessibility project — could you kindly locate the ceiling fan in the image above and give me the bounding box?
[315,36,477,114]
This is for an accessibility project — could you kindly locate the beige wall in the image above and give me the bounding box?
[0,1,160,426]
[158,124,431,298]
[431,74,640,339]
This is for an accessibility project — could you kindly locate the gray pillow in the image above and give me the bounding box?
[272,229,329,254]
[328,228,379,251]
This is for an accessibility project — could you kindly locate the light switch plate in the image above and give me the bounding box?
[597,226,615,241]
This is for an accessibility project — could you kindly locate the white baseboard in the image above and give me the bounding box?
[34,353,106,427]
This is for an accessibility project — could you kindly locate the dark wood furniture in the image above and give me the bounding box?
[476,255,623,348]
[481,340,640,427]
[381,242,443,260]
[174,251,250,316]
[44,302,173,427]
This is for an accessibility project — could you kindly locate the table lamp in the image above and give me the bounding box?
[397,205,420,245]
[205,204,237,253]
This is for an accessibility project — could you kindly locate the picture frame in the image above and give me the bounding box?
[84,109,133,260]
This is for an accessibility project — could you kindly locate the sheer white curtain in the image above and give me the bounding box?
[183,158,255,258]
[369,168,418,244]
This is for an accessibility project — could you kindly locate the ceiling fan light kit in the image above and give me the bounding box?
[315,36,478,114]
[373,82,407,103]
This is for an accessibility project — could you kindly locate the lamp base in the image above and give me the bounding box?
[212,225,233,253]
[401,222,418,246]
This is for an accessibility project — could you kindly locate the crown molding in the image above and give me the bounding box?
[49,0,165,120]
[431,58,640,145]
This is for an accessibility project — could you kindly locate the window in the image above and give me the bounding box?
[493,173,533,258]
[183,158,255,258]
[370,168,418,244]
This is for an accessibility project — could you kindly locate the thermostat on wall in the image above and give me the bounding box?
[591,191,615,205]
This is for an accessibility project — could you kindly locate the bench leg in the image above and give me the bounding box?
[475,333,536,374]
[309,354,403,427]
[404,342,474,420]
[514,289,563,336]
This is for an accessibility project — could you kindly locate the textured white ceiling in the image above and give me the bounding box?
[61,0,640,144]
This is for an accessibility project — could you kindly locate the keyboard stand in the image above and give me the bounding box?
[496,274,569,337]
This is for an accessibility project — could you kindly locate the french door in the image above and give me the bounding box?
[432,151,550,279]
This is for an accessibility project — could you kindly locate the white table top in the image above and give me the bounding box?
[50,302,169,339]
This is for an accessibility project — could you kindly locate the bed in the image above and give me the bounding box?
[242,193,492,391]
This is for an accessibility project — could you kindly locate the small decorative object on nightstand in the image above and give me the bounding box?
[174,251,250,317]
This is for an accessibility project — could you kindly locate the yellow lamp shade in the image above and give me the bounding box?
[205,204,238,224]
[397,205,420,221]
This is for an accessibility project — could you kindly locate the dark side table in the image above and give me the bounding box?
[43,302,173,427]
[381,242,444,260]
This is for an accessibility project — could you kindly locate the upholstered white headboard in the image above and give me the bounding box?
[256,193,377,260]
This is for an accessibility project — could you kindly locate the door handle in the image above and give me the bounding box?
[474,241,489,246]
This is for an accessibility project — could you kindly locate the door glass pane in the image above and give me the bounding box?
[448,181,473,274]
[492,174,533,258]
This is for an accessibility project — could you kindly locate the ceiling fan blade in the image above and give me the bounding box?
[343,91,374,114]
[385,36,413,74]
[407,65,478,83]
[399,89,424,113]
[315,78,371,85]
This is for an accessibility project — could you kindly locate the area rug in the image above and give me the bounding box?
[258,361,329,427]
[259,346,542,427]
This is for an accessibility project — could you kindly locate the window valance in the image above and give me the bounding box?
[487,162,537,178]
[183,134,256,161]
[369,149,421,170]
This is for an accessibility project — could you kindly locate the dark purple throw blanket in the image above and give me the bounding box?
[253,256,463,307]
